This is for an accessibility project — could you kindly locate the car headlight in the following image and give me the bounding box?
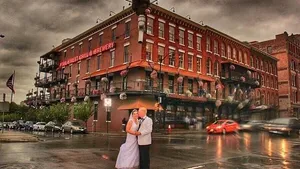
[206,126,209,129]
[281,127,291,131]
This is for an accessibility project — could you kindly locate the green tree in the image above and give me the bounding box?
[49,103,69,124]
[73,101,93,127]
[37,108,53,122]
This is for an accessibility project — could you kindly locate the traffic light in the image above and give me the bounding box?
[132,0,150,15]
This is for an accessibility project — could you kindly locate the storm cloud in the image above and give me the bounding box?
[0,0,299,104]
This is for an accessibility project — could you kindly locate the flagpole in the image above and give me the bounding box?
[10,70,15,103]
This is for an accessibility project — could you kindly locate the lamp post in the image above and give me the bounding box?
[104,97,112,149]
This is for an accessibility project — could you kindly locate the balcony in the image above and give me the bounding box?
[35,76,53,88]
[38,60,59,72]
[221,71,260,88]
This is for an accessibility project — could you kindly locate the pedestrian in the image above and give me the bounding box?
[122,117,127,132]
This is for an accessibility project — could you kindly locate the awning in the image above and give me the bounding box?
[118,98,163,111]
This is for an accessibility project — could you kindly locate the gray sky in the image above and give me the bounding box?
[0,0,299,104]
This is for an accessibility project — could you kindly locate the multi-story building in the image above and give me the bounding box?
[25,5,278,132]
[252,32,300,117]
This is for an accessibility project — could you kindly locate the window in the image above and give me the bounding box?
[179,52,184,69]
[261,75,264,86]
[238,50,242,63]
[244,52,248,65]
[86,59,90,73]
[233,48,237,60]
[221,43,225,57]
[122,77,128,90]
[188,53,193,71]
[88,40,92,52]
[250,56,253,67]
[267,46,272,54]
[158,46,164,64]
[147,17,154,35]
[97,55,101,70]
[64,51,67,59]
[69,65,72,78]
[125,21,130,38]
[112,28,116,41]
[260,60,263,70]
[169,49,175,66]
[214,40,218,54]
[146,43,153,61]
[168,76,174,93]
[188,33,193,48]
[270,77,273,88]
[255,58,259,69]
[169,26,175,42]
[145,72,153,90]
[291,60,296,71]
[196,56,202,73]
[72,48,75,57]
[292,74,296,87]
[110,50,115,67]
[266,77,269,87]
[124,45,129,63]
[79,44,83,55]
[214,61,219,76]
[178,78,184,94]
[99,34,103,46]
[206,37,211,51]
[188,79,193,92]
[77,63,80,75]
[227,46,231,59]
[158,22,165,38]
[197,36,202,51]
[179,30,185,45]
[206,58,212,75]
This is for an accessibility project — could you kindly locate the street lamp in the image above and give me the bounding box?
[104,98,112,134]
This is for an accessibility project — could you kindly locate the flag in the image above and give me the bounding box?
[6,73,15,93]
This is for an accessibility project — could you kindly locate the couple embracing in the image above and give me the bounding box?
[115,107,153,169]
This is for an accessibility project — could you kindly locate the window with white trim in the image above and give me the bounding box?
[77,63,80,75]
[158,46,164,64]
[206,37,211,51]
[72,48,75,57]
[214,40,218,54]
[79,44,83,55]
[125,21,130,38]
[112,28,116,41]
[147,17,154,35]
[292,74,296,87]
[188,54,193,71]
[169,26,175,42]
[158,22,165,38]
[146,43,153,61]
[214,61,219,76]
[110,50,115,67]
[97,55,101,70]
[169,49,175,66]
[227,45,231,59]
[196,56,202,73]
[221,43,225,57]
[179,52,184,69]
[206,58,212,74]
[86,59,90,73]
[197,36,201,51]
[88,40,92,52]
[188,33,193,48]
[99,34,103,46]
[179,30,185,45]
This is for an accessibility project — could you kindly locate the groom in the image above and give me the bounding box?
[136,107,153,169]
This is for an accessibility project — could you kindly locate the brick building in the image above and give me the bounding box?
[25,5,279,132]
[252,32,300,117]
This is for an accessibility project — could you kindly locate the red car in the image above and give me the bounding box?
[206,120,239,134]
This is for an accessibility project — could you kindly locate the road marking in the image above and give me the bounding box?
[186,165,204,169]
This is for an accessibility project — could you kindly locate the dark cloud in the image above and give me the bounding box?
[0,0,299,104]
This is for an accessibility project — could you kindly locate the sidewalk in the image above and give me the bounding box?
[0,130,39,142]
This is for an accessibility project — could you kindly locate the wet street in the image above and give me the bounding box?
[1,131,300,169]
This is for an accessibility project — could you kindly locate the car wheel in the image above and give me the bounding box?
[222,129,226,135]
[70,129,73,134]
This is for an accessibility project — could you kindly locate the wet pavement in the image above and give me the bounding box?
[1,131,300,169]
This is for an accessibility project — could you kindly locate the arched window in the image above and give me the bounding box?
[233,48,237,60]
[244,52,248,65]
[261,75,265,86]
[214,61,219,76]
[227,45,231,59]
[221,43,225,57]
[206,58,212,75]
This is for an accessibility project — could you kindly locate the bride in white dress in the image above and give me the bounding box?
[115,110,139,169]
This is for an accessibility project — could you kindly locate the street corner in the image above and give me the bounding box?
[0,131,39,143]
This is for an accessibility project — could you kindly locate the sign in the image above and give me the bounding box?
[59,42,115,67]
[104,98,112,107]
[0,102,9,112]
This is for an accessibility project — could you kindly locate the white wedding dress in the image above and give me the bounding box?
[115,120,139,169]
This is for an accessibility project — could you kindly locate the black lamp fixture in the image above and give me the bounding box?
[170,7,175,12]
[199,21,204,25]
[0,34,4,38]
[151,0,158,5]
[96,18,103,23]
[186,15,191,20]
[125,0,132,5]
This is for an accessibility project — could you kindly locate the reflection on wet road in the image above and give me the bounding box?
[1,131,300,169]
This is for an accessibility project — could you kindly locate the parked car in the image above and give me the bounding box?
[62,120,87,134]
[206,120,239,134]
[44,121,62,132]
[33,122,46,131]
[239,120,265,131]
[24,121,34,131]
[264,118,300,136]
[8,122,16,129]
